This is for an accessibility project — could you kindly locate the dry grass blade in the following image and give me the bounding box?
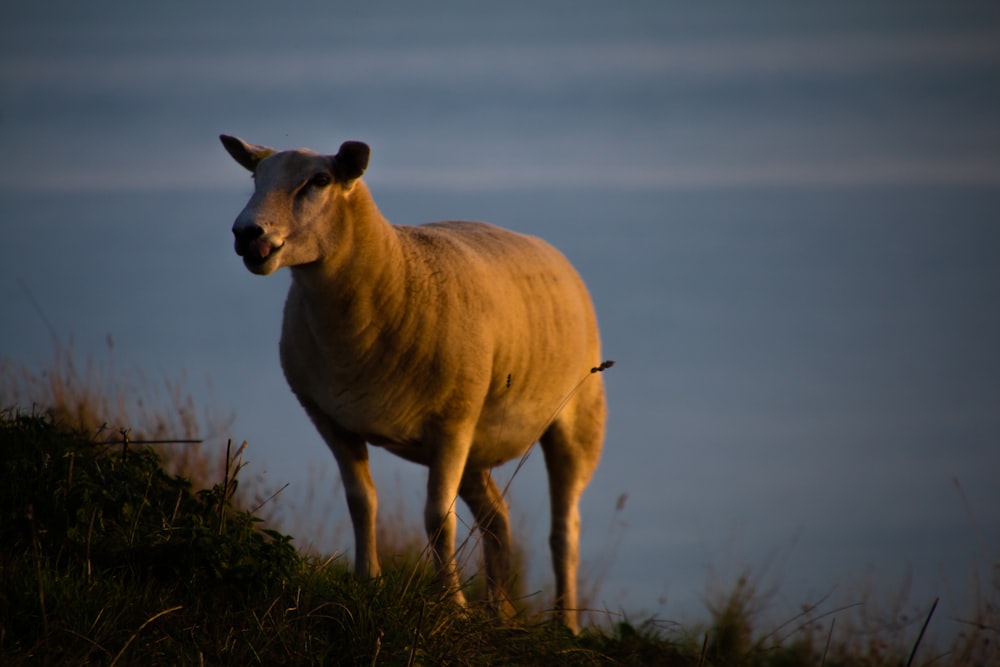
[28,504,50,641]
[407,598,427,667]
[697,631,709,667]
[251,482,291,514]
[371,630,383,667]
[108,605,183,667]
[905,597,939,667]
[820,617,834,667]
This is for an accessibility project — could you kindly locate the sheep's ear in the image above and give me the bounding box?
[220,134,276,172]
[332,141,370,182]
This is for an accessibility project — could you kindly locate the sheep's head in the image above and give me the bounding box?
[220,134,370,275]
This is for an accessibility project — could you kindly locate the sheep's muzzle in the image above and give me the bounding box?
[233,225,282,264]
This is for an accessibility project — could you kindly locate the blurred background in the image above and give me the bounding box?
[2,0,999,632]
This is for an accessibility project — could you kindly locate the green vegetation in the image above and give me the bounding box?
[0,410,678,665]
[1,348,997,664]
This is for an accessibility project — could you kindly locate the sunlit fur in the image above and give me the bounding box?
[221,134,606,632]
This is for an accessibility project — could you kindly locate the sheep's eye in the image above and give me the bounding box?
[308,173,332,188]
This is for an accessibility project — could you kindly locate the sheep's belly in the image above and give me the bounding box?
[366,430,537,470]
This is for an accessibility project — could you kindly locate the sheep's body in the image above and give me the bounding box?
[221,135,606,631]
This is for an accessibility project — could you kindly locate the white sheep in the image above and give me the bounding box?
[220,134,607,632]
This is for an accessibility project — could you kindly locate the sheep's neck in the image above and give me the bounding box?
[289,181,408,347]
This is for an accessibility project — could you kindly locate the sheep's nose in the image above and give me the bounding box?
[233,223,264,257]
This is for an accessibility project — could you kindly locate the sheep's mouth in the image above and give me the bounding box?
[239,238,285,266]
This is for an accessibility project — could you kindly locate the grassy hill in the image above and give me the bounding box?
[0,410,680,665]
[3,410,995,665]
[1,348,996,664]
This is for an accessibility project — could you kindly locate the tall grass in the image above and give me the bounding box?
[2,348,998,664]
[0,409,677,665]
[0,337,227,488]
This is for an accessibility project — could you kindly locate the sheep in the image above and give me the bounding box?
[220,134,608,632]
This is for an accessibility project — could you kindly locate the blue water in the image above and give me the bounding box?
[2,0,999,636]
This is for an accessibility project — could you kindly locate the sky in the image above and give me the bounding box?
[2,0,1000,638]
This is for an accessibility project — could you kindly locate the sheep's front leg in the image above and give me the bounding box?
[330,439,381,578]
[425,437,473,606]
[304,405,380,578]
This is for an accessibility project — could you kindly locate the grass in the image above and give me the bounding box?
[2,349,998,665]
[0,410,678,665]
[0,336,227,490]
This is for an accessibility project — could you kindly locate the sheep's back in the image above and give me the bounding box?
[393,221,602,457]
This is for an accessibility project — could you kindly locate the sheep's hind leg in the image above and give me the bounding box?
[459,468,515,619]
[539,400,604,633]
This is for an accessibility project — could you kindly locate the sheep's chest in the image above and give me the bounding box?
[278,298,425,449]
